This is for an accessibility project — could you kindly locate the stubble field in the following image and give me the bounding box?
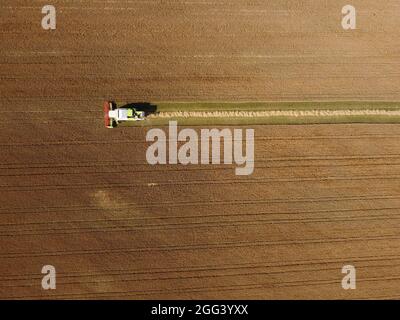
[1,0,400,299]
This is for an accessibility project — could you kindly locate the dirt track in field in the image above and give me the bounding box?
[1,0,400,299]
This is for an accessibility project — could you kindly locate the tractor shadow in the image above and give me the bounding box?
[119,102,158,116]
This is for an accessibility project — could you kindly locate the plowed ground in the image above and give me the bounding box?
[1,0,400,299]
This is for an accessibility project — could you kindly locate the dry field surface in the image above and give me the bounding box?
[1,0,400,299]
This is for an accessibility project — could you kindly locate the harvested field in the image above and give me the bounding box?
[1,0,400,300]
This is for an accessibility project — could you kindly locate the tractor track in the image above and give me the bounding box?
[152,109,400,118]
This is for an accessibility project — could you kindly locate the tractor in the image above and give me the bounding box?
[104,101,146,128]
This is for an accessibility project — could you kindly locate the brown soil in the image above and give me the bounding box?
[1,0,400,299]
